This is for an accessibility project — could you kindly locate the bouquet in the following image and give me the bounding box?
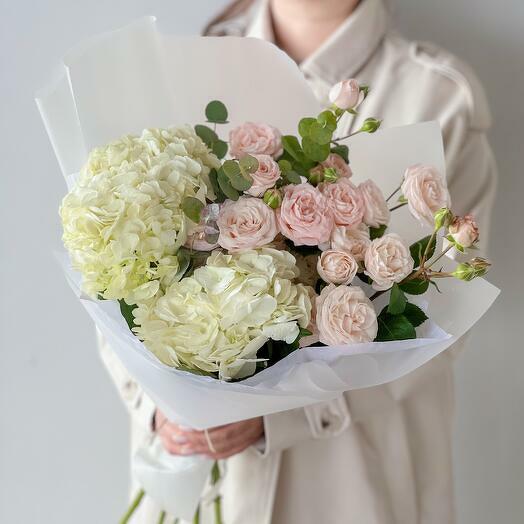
[37,18,499,523]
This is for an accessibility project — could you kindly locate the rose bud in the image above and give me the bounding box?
[452,257,491,281]
[323,167,339,183]
[434,207,454,230]
[359,118,381,134]
[449,214,479,248]
[329,79,364,110]
[263,188,283,209]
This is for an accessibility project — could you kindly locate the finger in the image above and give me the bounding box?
[159,435,203,456]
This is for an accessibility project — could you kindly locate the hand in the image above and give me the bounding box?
[155,410,264,460]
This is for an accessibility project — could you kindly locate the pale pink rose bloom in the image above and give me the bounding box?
[319,178,364,228]
[311,153,352,179]
[317,250,359,285]
[277,183,334,246]
[401,164,451,226]
[449,214,479,248]
[229,122,283,159]
[328,79,365,110]
[245,154,281,197]
[316,284,378,345]
[330,223,371,262]
[364,233,414,291]
[217,197,278,252]
[358,179,390,228]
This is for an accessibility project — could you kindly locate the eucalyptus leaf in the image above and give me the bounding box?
[194,124,218,147]
[208,169,225,203]
[239,154,259,175]
[302,136,330,162]
[278,159,292,172]
[182,196,205,224]
[282,135,304,162]
[174,248,191,281]
[309,121,333,145]
[217,168,240,200]
[212,139,228,159]
[298,117,315,138]
[205,100,228,123]
[284,170,302,184]
[317,110,337,131]
[330,144,349,163]
[223,160,253,191]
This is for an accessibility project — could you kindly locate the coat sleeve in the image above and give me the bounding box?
[96,329,156,434]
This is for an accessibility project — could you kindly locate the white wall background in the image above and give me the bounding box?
[1,1,522,522]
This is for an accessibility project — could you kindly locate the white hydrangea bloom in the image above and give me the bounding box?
[133,248,312,380]
[60,126,220,302]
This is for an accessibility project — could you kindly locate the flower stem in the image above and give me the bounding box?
[193,505,200,524]
[332,129,363,143]
[157,511,166,524]
[386,184,402,203]
[389,202,408,212]
[369,290,387,301]
[119,489,145,524]
[426,244,454,269]
[211,461,224,524]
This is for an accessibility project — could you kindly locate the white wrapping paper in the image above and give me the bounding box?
[38,18,500,521]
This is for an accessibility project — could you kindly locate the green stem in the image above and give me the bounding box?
[420,230,438,269]
[386,184,402,203]
[211,461,223,524]
[426,244,454,270]
[119,489,145,524]
[369,289,387,301]
[157,511,166,524]
[332,129,363,143]
[389,202,408,212]
[193,505,200,524]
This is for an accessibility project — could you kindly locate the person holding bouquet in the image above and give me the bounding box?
[98,0,497,522]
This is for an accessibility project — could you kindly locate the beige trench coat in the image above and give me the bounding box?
[98,0,497,522]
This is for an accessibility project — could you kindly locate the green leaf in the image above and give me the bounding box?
[357,272,373,285]
[388,283,407,315]
[208,168,225,203]
[309,121,333,145]
[282,135,305,162]
[409,235,437,267]
[194,124,218,147]
[317,110,337,130]
[119,299,137,331]
[212,139,228,159]
[278,159,292,172]
[403,302,428,327]
[376,309,416,342]
[399,278,429,295]
[182,196,205,224]
[217,168,240,200]
[302,136,330,162]
[298,117,316,138]
[369,224,387,240]
[222,160,252,191]
[284,170,302,184]
[174,247,191,281]
[239,154,259,175]
[205,100,228,123]
[299,327,313,337]
[330,145,349,163]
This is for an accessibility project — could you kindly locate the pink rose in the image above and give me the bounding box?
[217,197,278,252]
[328,79,364,110]
[317,250,358,285]
[401,164,451,226]
[229,122,283,159]
[277,183,334,246]
[358,179,390,228]
[316,284,378,345]
[246,154,281,197]
[364,233,414,291]
[330,223,371,262]
[310,153,352,183]
[449,214,479,248]
[299,286,320,347]
[319,178,364,228]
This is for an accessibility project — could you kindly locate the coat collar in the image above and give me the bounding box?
[245,0,389,84]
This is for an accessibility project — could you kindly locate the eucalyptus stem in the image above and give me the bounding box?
[119,489,145,524]
[389,202,408,212]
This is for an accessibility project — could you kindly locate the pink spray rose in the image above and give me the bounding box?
[217,197,278,252]
[328,79,364,110]
[401,164,451,226]
[358,179,390,228]
[364,233,414,291]
[319,178,364,228]
[330,223,371,263]
[316,284,378,345]
[317,250,359,285]
[277,183,334,246]
[310,153,352,182]
[246,154,281,197]
[229,122,283,159]
[449,214,479,248]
